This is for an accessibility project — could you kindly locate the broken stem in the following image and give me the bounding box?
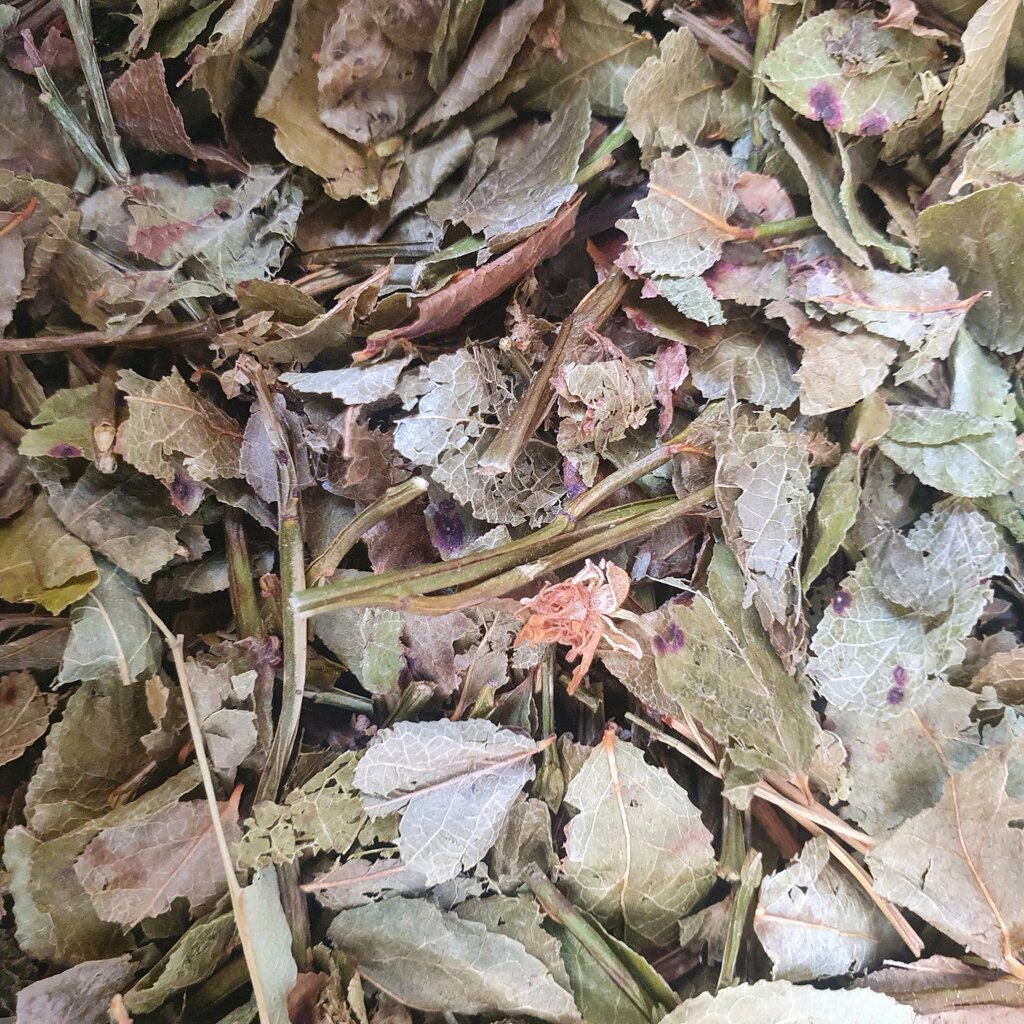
[306,476,429,586]
[477,269,628,475]
[717,849,762,990]
[575,120,633,186]
[140,600,273,1024]
[224,508,263,639]
[58,0,130,178]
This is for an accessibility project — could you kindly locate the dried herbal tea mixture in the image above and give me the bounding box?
[2,0,1024,1021]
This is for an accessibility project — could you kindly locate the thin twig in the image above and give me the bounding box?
[2,318,219,354]
[139,599,273,1024]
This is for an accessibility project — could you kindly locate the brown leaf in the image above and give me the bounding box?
[109,56,246,171]
[74,790,241,925]
[358,198,579,356]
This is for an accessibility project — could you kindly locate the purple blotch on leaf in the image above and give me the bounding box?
[428,499,464,557]
[858,111,889,136]
[652,620,686,656]
[886,665,907,705]
[808,83,843,129]
[831,590,852,615]
[169,470,202,513]
[48,442,82,458]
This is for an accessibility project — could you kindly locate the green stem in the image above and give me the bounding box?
[388,488,714,615]
[292,488,714,618]
[575,120,633,186]
[749,3,780,157]
[525,865,658,1018]
[718,850,763,990]
[478,270,628,475]
[746,214,817,242]
[306,477,429,586]
[384,681,435,726]
[224,508,263,639]
[58,0,130,178]
[32,66,119,185]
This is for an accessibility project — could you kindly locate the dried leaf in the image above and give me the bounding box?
[327,897,580,1023]
[15,956,135,1024]
[354,719,543,884]
[75,793,241,925]
[663,979,916,1023]
[868,739,1024,974]
[234,751,365,868]
[625,28,721,152]
[561,733,715,945]
[755,836,901,980]
[0,671,51,766]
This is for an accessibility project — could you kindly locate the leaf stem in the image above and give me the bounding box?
[30,61,119,185]
[575,120,633,186]
[306,477,429,586]
[745,214,818,242]
[139,600,273,1024]
[525,864,662,1018]
[224,508,263,639]
[477,269,628,475]
[58,0,130,178]
[717,849,762,990]
[1,318,219,354]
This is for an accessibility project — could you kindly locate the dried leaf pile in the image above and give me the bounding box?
[3,0,1024,1021]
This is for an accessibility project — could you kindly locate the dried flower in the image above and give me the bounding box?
[516,559,642,693]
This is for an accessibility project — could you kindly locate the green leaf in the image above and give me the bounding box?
[521,0,655,115]
[651,544,822,784]
[619,147,739,279]
[125,912,237,1015]
[940,0,1020,150]
[868,739,1024,974]
[754,837,901,981]
[414,0,544,130]
[761,10,941,136]
[353,720,543,885]
[560,734,715,945]
[877,404,1022,497]
[919,182,1024,353]
[0,672,52,767]
[327,897,580,1023]
[0,495,98,614]
[663,979,916,1022]
[58,559,160,689]
[624,28,721,152]
[234,751,365,869]
[716,411,813,660]
[770,106,870,266]
[18,384,98,462]
[803,452,861,590]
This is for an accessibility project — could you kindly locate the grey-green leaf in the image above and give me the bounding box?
[561,735,715,945]
[328,897,580,1023]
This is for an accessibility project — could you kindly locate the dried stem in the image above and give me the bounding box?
[2,318,218,354]
[306,477,429,586]
[58,0,130,178]
[717,849,762,990]
[478,269,628,475]
[139,600,273,1024]
[224,508,263,639]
